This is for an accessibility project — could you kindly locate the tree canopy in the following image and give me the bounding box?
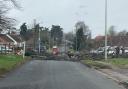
[51,25,63,45]
[20,23,31,41]
[73,21,91,51]
[65,32,74,42]
[118,30,127,36]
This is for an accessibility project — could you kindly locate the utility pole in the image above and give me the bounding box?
[23,41,26,59]
[33,19,36,50]
[38,26,41,54]
[64,35,67,53]
[49,30,51,52]
[75,27,77,52]
[105,0,108,60]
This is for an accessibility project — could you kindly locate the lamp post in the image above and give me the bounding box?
[105,0,108,60]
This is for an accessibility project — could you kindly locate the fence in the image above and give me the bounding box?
[0,44,23,55]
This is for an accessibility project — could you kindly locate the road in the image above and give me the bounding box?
[0,60,124,89]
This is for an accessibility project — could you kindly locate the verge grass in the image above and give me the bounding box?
[0,55,25,75]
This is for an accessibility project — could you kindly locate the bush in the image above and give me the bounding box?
[25,50,36,56]
[81,54,92,60]
[91,53,105,60]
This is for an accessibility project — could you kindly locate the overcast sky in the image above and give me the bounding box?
[8,0,128,38]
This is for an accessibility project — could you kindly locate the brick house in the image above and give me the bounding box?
[94,35,128,48]
[0,34,24,54]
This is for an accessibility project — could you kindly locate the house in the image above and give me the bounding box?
[0,34,14,53]
[7,34,24,47]
[94,35,128,48]
[95,36,104,42]
[0,34,24,54]
[109,36,128,47]
[0,34,14,45]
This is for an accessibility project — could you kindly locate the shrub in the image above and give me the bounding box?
[25,50,36,56]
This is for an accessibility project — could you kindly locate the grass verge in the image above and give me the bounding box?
[81,60,112,69]
[81,59,128,88]
[104,58,128,69]
[0,55,30,76]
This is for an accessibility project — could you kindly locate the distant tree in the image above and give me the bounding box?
[33,24,40,42]
[118,30,127,36]
[20,23,27,34]
[20,23,29,41]
[51,25,63,45]
[73,21,91,51]
[108,26,117,36]
[65,32,74,42]
[40,27,50,48]
[35,24,40,33]
[126,32,128,36]
[76,27,84,50]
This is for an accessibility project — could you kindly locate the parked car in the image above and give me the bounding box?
[124,47,128,54]
[107,48,116,55]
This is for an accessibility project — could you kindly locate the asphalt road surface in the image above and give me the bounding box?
[0,60,124,89]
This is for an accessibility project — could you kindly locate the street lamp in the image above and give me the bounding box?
[105,0,108,60]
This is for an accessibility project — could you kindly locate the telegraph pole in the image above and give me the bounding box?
[33,19,36,50]
[105,0,108,60]
[49,30,51,52]
[75,27,77,51]
[38,26,41,54]
[64,35,67,53]
[23,41,26,59]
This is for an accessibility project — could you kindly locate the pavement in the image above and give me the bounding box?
[98,68,128,89]
[0,60,125,89]
[98,69,128,82]
[114,68,128,76]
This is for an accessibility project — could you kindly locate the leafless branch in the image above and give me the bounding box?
[0,0,18,30]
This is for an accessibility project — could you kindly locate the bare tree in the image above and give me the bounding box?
[65,32,74,42]
[0,0,20,30]
[1,0,20,8]
[118,30,127,36]
[9,0,20,8]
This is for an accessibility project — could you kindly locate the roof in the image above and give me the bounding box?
[95,36,104,41]
[94,35,128,47]
[95,36,111,42]
[0,34,13,43]
[9,35,23,42]
[109,36,128,46]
